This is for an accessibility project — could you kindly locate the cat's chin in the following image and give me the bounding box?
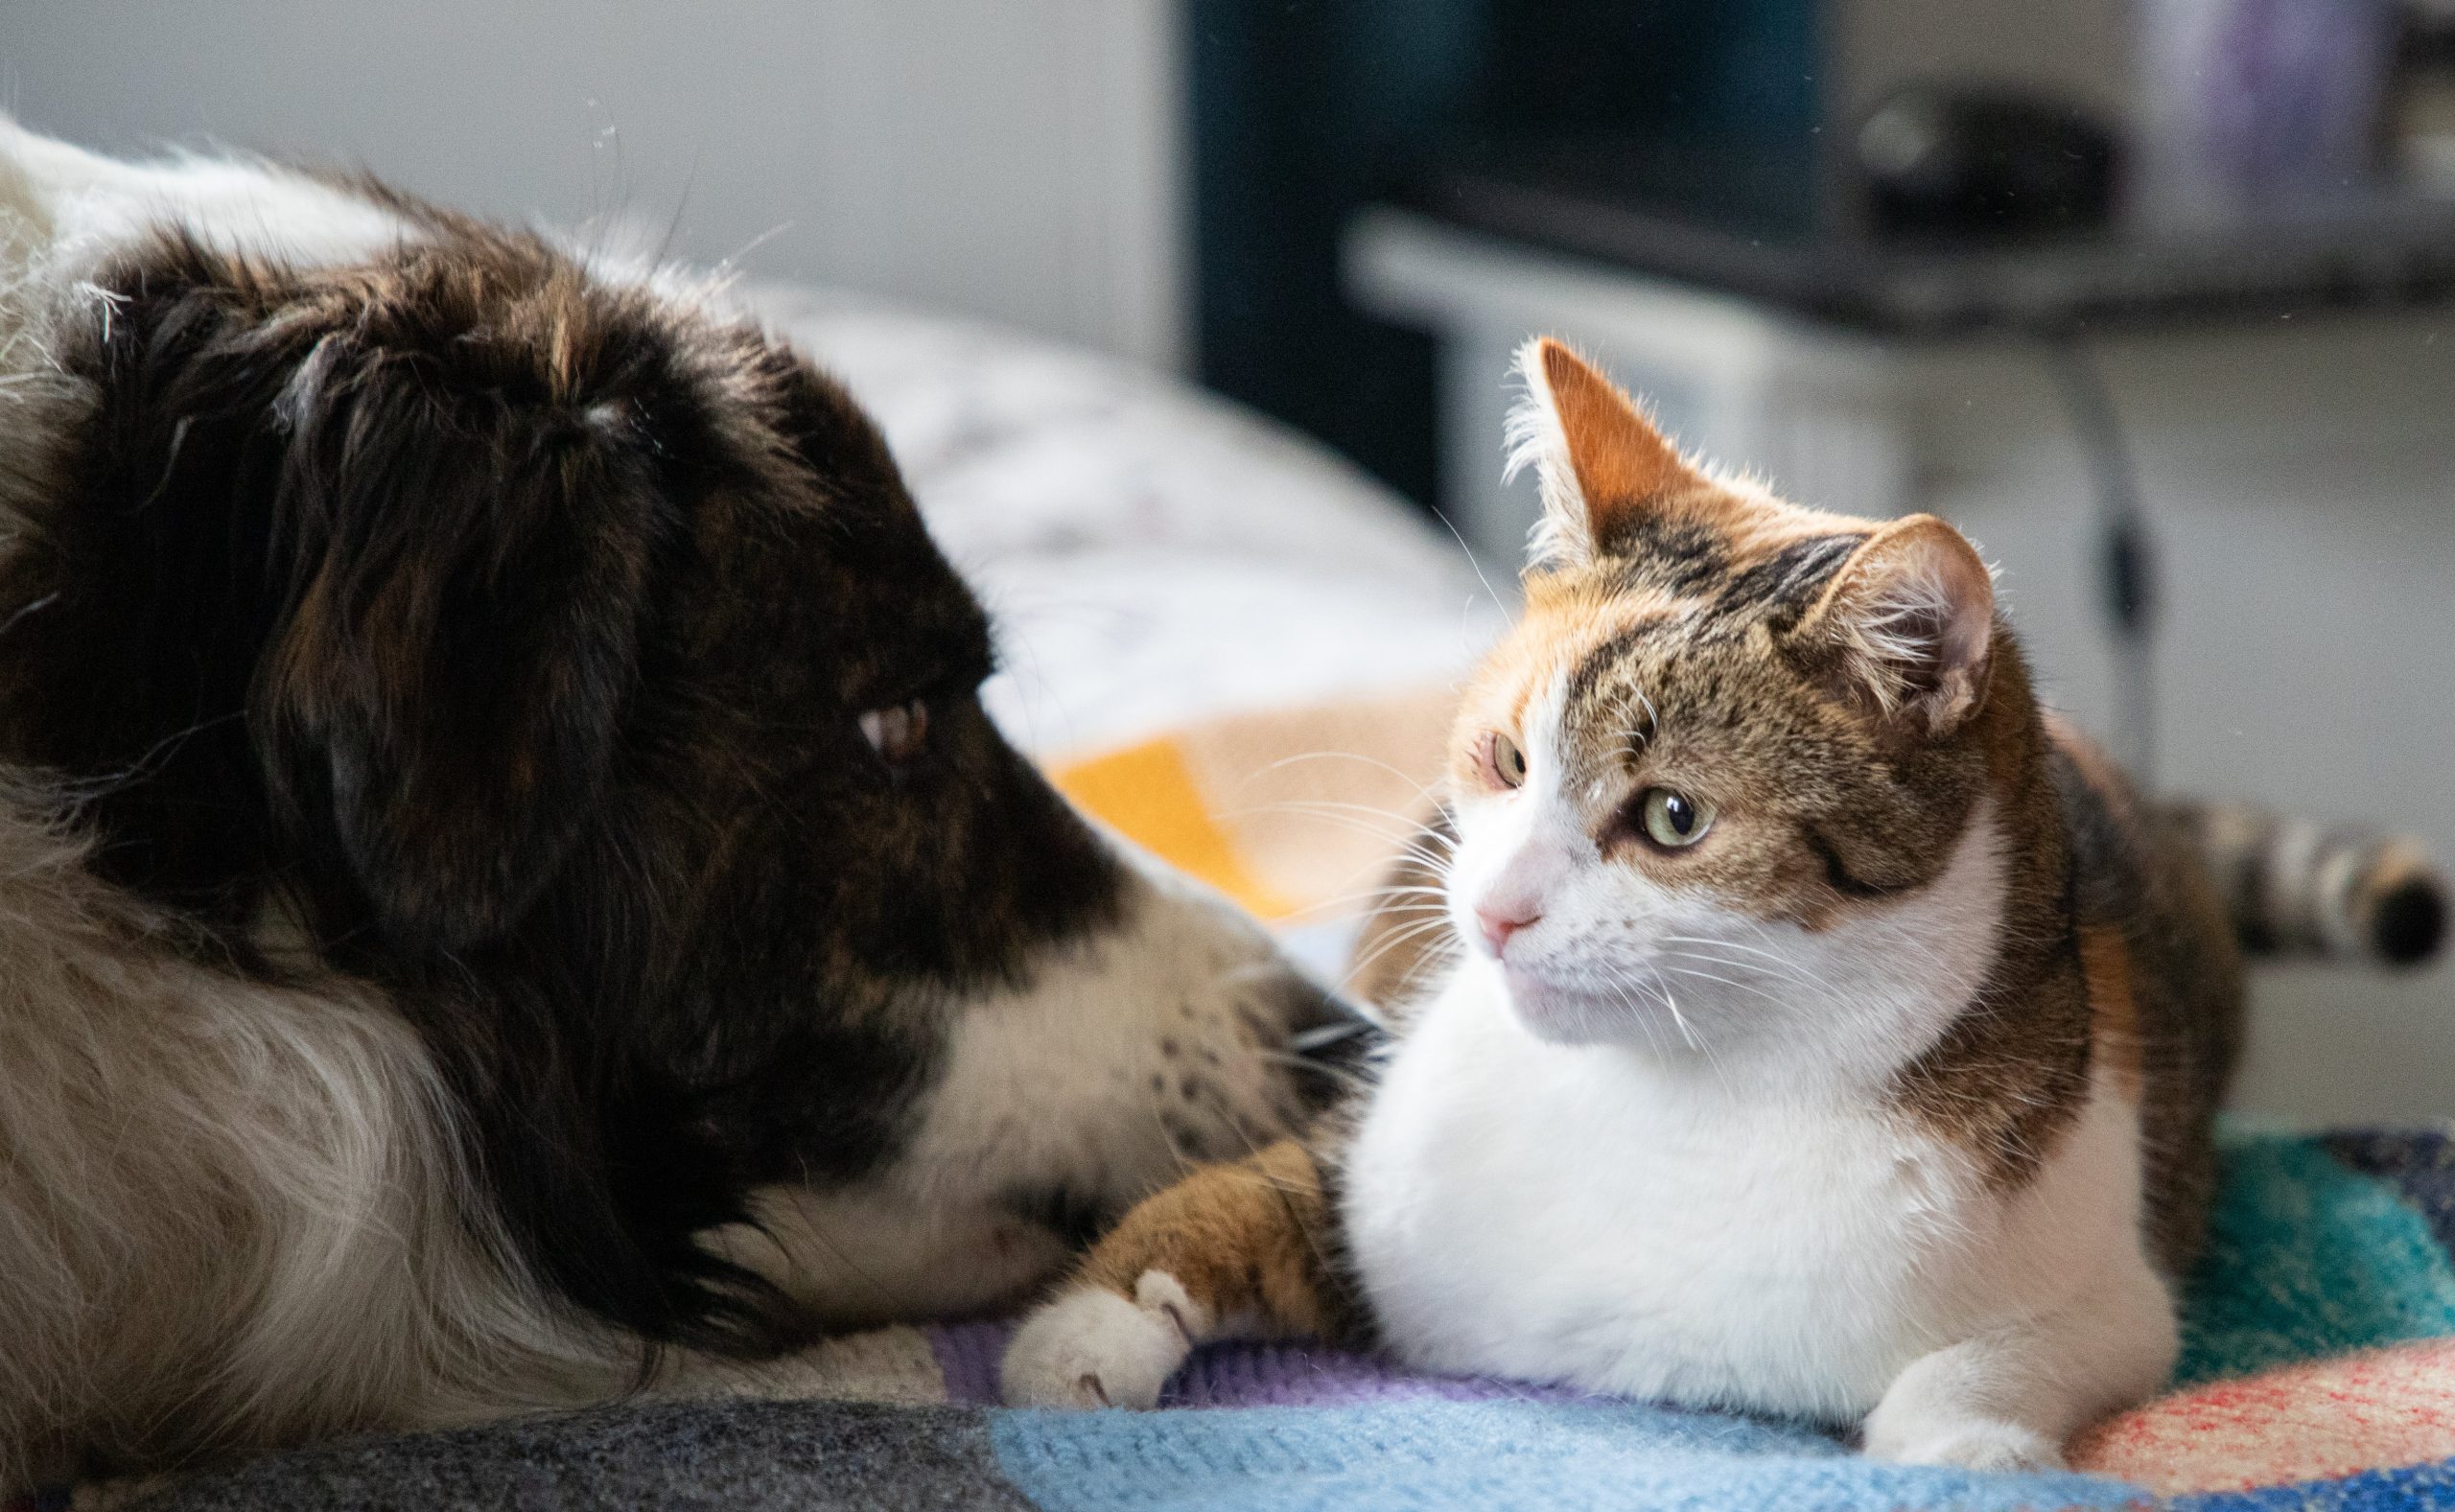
[1498,967,1671,1049]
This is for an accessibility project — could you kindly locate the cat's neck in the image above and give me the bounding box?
[1882,656,2096,1189]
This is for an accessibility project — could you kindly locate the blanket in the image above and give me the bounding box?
[38,1127,2455,1511]
[25,696,2455,1511]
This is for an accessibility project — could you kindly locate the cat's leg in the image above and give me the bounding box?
[1001,1139,1339,1408]
[1861,1254,2177,1471]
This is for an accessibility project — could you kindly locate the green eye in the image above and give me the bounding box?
[1489,732,1528,789]
[1638,788,1715,849]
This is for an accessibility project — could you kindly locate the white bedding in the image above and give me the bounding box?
[748,285,1508,757]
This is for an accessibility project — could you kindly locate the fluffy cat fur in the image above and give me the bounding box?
[1002,338,2446,1468]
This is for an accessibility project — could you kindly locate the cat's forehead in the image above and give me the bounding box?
[1503,505,1872,709]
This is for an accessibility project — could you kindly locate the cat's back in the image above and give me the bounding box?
[2046,716,2245,1270]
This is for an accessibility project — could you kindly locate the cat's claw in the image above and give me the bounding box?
[1000,1271,1200,1409]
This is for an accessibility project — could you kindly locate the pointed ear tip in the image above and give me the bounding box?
[1513,336,1565,391]
[1532,337,1600,391]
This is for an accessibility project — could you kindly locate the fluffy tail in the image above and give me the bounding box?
[2166,802,2448,967]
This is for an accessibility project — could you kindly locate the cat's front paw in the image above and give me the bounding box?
[1000,1271,1203,1409]
[1862,1412,2065,1473]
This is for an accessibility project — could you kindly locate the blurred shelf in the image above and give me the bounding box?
[1387,139,2455,337]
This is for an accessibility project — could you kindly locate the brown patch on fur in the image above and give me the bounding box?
[2079,925,2144,1102]
[2051,723,2246,1270]
[1069,1139,1357,1343]
[1795,516,1995,742]
[1881,658,2095,1194]
[2045,712,2130,815]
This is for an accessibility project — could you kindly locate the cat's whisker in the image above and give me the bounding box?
[1239,801,1459,873]
[1250,750,1444,808]
[1651,959,1756,991]
[1648,944,1825,998]
[1336,916,1461,995]
[1271,890,1449,926]
[1652,973,1701,1052]
[1239,805,1428,848]
[1286,828,1458,886]
[1591,960,1676,1061]
[1253,1047,1376,1093]
[1638,962,1739,1095]
[1653,933,1814,976]
[1289,883,1450,915]
[1240,797,1447,832]
[1654,961,1791,1013]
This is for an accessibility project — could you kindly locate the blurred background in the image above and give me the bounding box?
[9,0,2455,1119]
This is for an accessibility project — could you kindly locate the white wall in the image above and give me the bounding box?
[0,0,1188,367]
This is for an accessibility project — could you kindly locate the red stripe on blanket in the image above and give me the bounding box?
[2069,1338,2455,1494]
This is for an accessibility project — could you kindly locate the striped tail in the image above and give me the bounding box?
[2166,803,2448,967]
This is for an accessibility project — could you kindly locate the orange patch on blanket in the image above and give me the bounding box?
[1052,688,1455,925]
[2069,1339,2455,1493]
[1055,738,1300,919]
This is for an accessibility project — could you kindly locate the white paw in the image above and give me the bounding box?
[1864,1414,2065,1473]
[999,1271,1203,1409]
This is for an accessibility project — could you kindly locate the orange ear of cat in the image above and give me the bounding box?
[1536,338,1700,528]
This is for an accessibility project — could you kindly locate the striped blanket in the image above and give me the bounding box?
[26,698,2455,1510]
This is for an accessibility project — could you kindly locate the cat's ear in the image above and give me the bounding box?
[1505,337,1706,569]
[1793,515,1997,739]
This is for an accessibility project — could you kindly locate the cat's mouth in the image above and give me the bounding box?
[1494,942,1768,1054]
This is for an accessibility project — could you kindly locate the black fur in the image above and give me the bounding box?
[0,221,1136,1356]
[1715,532,1867,632]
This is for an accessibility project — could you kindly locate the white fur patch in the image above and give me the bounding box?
[0,114,411,286]
[1001,1272,1204,1408]
[1344,799,2177,1459]
[711,850,1321,1331]
[1501,337,1591,571]
[0,785,624,1495]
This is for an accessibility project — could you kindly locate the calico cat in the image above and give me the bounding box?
[999,338,2447,1468]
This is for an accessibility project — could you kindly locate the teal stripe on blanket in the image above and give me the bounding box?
[2179,1132,2455,1384]
[989,1400,2144,1512]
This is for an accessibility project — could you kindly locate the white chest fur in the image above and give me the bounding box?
[723,860,1311,1330]
[1341,957,2164,1424]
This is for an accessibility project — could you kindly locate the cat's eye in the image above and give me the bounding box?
[1637,788,1716,849]
[859,698,930,765]
[1487,731,1528,790]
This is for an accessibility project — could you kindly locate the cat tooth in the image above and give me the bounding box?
[859,709,887,753]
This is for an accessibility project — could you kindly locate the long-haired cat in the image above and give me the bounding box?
[999,338,2447,1468]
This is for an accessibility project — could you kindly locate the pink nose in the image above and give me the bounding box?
[1477,905,1540,958]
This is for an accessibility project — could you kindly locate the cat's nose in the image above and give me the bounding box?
[1477,904,1541,958]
